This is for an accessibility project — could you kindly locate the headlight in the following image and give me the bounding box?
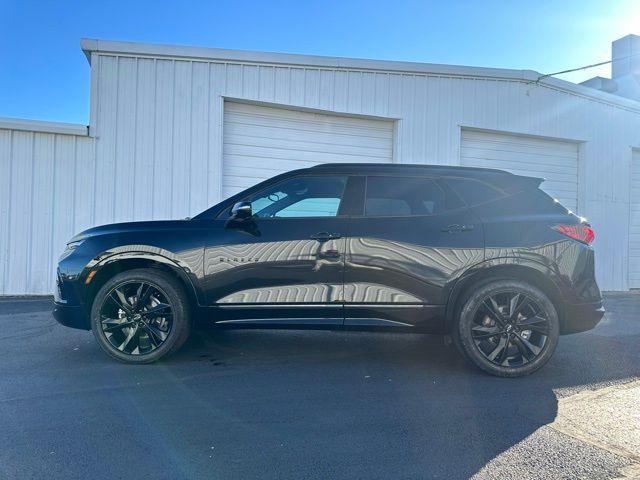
[65,240,84,250]
[59,239,84,261]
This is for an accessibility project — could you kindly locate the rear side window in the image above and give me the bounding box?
[365,176,451,217]
[443,177,504,206]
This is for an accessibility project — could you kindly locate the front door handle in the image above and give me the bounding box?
[442,224,475,233]
[310,232,342,242]
[319,249,341,259]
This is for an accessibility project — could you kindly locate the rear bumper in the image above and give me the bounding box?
[52,302,90,330]
[560,300,605,334]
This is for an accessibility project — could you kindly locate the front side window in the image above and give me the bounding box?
[248,175,348,218]
[365,176,448,217]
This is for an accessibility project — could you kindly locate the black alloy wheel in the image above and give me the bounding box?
[470,291,550,367]
[99,281,173,355]
[454,280,560,377]
[91,269,191,363]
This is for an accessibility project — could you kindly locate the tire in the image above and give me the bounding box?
[90,268,191,364]
[453,280,560,377]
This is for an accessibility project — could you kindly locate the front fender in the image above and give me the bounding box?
[82,246,205,306]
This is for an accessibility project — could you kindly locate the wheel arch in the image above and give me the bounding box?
[444,260,566,333]
[83,254,201,312]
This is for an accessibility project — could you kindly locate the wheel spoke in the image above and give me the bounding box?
[514,333,542,357]
[143,326,159,348]
[144,303,172,318]
[117,324,139,352]
[486,335,507,362]
[518,314,548,332]
[144,323,168,343]
[509,293,531,321]
[472,325,502,339]
[134,283,153,312]
[102,317,136,333]
[482,297,505,327]
[511,335,534,363]
[497,334,512,365]
[110,289,133,314]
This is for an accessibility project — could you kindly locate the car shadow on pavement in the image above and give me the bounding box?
[156,297,638,479]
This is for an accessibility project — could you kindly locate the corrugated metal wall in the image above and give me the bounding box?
[89,53,640,290]
[0,129,95,294]
[3,48,640,293]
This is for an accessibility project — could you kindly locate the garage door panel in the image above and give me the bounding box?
[226,116,393,141]
[462,130,578,154]
[460,141,577,160]
[225,107,393,138]
[225,122,393,148]
[224,148,389,166]
[223,102,394,197]
[224,135,393,158]
[460,148,578,168]
[461,129,579,213]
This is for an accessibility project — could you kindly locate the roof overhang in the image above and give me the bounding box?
[81,38,640,113]
[0,116,88,136]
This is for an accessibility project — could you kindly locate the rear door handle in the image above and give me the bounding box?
[310,232,342,242]
[442,224,475,233]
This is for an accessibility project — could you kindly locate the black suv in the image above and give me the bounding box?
[53,163,604,376]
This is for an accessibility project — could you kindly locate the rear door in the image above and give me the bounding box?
[343,175,484,331]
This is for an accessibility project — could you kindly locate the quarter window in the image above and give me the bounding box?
[443,177,504,206]
[365,176,448,217]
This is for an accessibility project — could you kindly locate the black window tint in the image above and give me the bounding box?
[365,176,447,217]
[444,177,504,206]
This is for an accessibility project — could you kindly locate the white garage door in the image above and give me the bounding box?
[630,150,640,288]
[222,102,394,198]
[460,130,579,212]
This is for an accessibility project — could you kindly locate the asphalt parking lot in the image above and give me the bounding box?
[1,294,639,479]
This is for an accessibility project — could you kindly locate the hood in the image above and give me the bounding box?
[69,220,191,243]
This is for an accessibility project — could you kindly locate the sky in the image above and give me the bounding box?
[1,0,639,124]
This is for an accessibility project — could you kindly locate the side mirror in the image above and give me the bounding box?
[231,201,252,220]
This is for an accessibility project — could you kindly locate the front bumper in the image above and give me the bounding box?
[560,300,605,334]
[52,302,90,330]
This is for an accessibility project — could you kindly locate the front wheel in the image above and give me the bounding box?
[90,269,191,364]
[454,280,560,377]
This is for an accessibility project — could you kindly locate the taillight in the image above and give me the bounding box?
[552,224,595,245]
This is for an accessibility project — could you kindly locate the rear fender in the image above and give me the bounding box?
[444,257,565,332]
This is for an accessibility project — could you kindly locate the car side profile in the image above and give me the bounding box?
[53,163,604,377]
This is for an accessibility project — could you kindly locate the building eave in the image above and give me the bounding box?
[0,117,89,136]
[81,37,640,113]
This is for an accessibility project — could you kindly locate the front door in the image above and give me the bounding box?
[202,174,350,326]
[343,175,484,331]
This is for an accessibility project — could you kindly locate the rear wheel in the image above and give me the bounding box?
[90,269,191,363]
[453,280,560,377]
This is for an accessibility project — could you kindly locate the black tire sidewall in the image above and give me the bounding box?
[455,280,560,377]
[90,269,191,364]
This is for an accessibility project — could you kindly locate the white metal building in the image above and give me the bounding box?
[2,36,640,294]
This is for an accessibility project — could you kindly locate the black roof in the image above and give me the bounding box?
[310,162,510,176]
[308,163,544,191]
